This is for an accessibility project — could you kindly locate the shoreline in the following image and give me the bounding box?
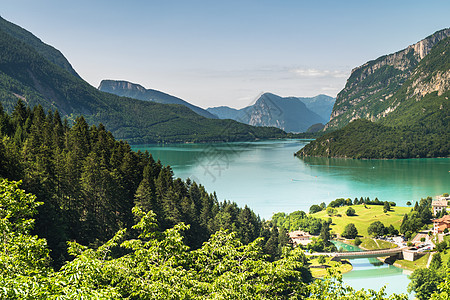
[337,239,419,273]
[339,240,414,275]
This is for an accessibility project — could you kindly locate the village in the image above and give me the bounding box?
[287,194,450,267]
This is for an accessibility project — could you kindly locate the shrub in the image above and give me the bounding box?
[342,223,358,239]
[346,207,356,216]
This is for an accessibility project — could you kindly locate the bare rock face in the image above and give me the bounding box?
[208,93,335,133]
[326,28,450,131]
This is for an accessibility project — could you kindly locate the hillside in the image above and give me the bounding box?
[207,93,332,132]
[0,20,286,144]
[325,28,450,131]
[0,16,79,78]
[298,94,335,122]
[98,79,217,119]
[298,33,450,159]
[312,205,411,238]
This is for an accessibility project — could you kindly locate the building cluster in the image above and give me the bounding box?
[288,230,312,246]
[432,195,450,234]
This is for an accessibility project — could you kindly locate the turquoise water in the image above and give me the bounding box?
[333,241,413,298]
[132,139,447,296]
[133,139,449,220]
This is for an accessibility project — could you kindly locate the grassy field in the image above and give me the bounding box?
[313,205,411,238]
[394,253,430,270]
[308,256,353,278]
[360,238,398,250]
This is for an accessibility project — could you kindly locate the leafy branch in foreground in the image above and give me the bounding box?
[0,178,412,299]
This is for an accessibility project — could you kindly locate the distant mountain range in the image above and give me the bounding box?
[207,93,335,133]
[298,29,450,159]
[98,80,217,119]
[0,16,286,144]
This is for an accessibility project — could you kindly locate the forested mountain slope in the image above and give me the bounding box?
[99,79,217,119]
[298,35,450,159]
[0,103,291,268]
[0,16,80,78]
[325,28,450,131]
[0,20,285,144]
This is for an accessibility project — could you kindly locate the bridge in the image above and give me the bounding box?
[306,247,410,260]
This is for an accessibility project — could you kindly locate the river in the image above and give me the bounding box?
[132,139,449,296]
[333,240,413,298]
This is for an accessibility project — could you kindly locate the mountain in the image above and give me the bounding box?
[297,94,335,123]
[325,28,450,131]
[0,16,79,78]
[0,17,286,144]
[98,80,217,119]
[207,93,332,132]
[298,32,450,159]
[207,106,241,120]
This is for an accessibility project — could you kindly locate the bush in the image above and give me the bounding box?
[317,255,326,264]
[346,207,356,216]
[367,221,386,237]
[310,204,322,214]
[354,236,362,246]
[436,241,447,252]
[342,223,358,239]
[326,207,337,216]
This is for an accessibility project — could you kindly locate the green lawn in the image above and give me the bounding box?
[394,253,430,271]
[308,256,353,278]
[313,205,411,238]
[439,248,450,265]
[359,238,398,250]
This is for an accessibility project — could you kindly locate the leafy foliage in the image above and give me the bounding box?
[272,210,323,235]
[400,197,433,237]
[342,223,358,239]
[0,103,281,267]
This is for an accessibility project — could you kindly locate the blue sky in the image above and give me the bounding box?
[1,0,449,108]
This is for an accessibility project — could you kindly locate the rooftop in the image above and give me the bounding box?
[432,200,448,207]
[433,215,450,223]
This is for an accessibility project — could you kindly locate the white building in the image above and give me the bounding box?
[288,230,312,246]
[432,200,448,216]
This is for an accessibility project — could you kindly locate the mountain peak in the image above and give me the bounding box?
[207,93,335,132]
[98,79,217,119]
[326,28,450,131]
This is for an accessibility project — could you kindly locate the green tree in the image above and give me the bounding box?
[317,255,326,264]
[345,206,356,216]
[309,204,322,214]
[320,220,331,243]
[383,201,391,212]
[368,221,386,237]
[326,207,337,216]
[342,223,358,239]
[409,268,443,300]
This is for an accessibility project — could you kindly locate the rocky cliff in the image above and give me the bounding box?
[297,32,449,159]
[326,28,450,130]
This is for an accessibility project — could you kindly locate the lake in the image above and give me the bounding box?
[133,139,448,296]
[133,139,449,220]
